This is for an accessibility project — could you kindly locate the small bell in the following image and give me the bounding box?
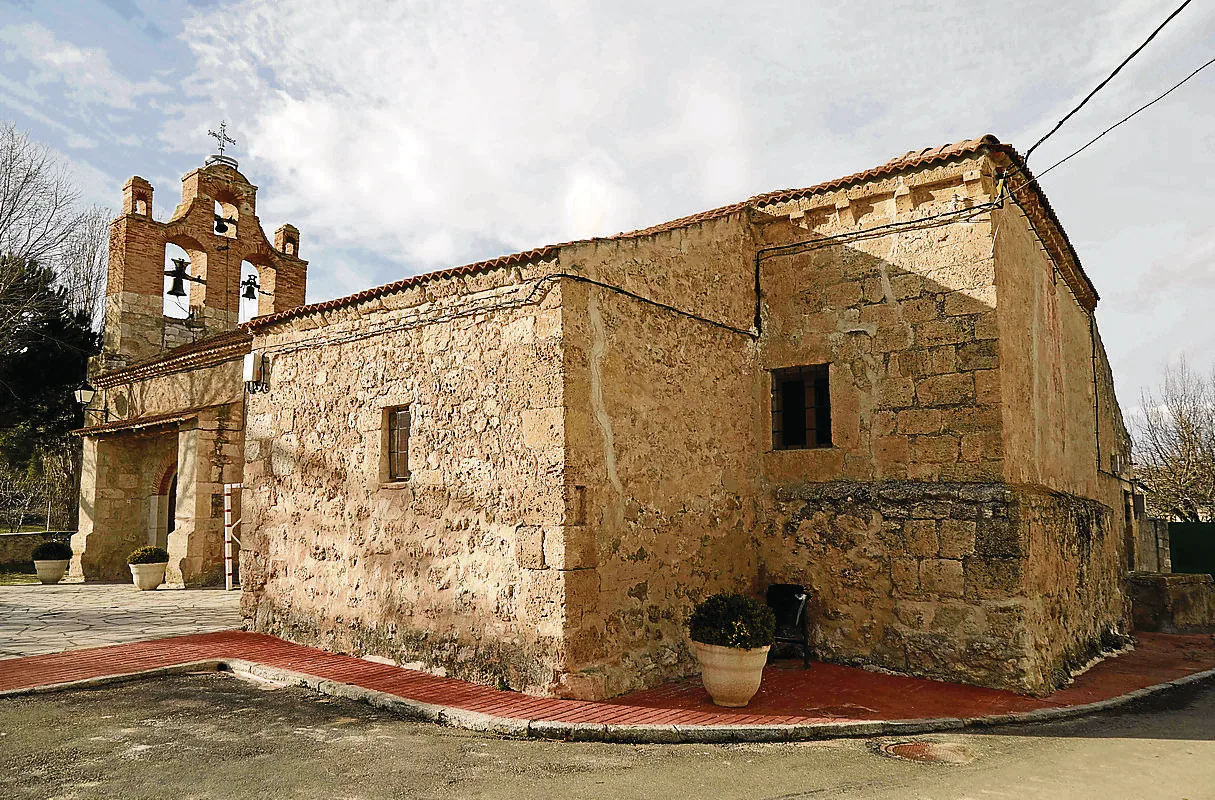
[241,275,259,300]
[164,257,204,298]
[214,214,235,234]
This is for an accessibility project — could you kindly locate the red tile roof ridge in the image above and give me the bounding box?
[246,134,1093,330]
[93,328,252,388]
[72,407,200,437]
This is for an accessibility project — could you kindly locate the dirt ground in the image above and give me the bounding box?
[1,673,1212,800]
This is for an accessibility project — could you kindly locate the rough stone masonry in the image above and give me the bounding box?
[80,135,1147,701]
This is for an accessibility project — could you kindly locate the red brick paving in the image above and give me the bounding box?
[1,631,1212,726]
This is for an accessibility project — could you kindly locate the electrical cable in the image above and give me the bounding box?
[1012,53,1215,193]
[1024,0,1194,162]
[258,270,758,358]
[256,197,1008,358]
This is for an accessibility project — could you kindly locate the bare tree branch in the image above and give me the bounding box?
[1133,357,1215,521]
[0,122,111,334]
[0,122,86,265]
[56,205,109,328]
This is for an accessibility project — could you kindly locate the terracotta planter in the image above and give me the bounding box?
[33,559,70,585]
[692,641,771,707]
[129,562,167,591]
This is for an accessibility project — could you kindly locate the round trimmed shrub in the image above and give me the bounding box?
[688,592,776,650]
[32,540,72,561]
[127,546,169,565]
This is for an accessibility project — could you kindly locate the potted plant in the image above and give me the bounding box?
[127,546,170,591]
[31,540,73,585]
[688,592,776,707]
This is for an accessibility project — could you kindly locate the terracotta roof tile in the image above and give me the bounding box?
[246,134,1096,329]
[245,246,558,329]
[73,409,195,437]
[93,329,252,388]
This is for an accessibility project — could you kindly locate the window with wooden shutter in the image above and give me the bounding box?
[771,365,832,450]
[384,406,410,481]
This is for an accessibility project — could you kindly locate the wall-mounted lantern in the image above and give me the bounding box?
[75,380,107,423]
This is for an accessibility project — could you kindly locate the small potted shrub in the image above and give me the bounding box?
[31,540,73,585]
[127,546,170,591]
[688,592,776,707]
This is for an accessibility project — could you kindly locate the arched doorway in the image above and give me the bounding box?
[166,473,177,537]
[151,455,178,551]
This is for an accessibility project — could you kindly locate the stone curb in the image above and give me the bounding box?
[0,660,224,699]
[4,659,1214,744]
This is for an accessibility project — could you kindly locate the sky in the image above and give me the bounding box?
[1,0,1212,414]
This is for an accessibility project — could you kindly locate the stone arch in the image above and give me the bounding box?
[150,449,178,550]
[244,249,277,318]
[153,451,177,496]
[213,189,240,239]
[239,261,261,323]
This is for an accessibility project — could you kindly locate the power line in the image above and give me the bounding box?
[1013,52,1215,193]
[257,200,1007,356]
[1024,0,1194,162]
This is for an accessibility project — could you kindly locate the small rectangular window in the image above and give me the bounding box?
[384,406,410,481]
[771,365,831,450]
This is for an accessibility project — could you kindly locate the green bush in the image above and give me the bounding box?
[127,546,169,565]
[32,541,72,561]
[688,592,776,649]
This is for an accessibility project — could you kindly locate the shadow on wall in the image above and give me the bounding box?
[240,229,1127,699]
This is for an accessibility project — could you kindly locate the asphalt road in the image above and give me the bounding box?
[1,672,1212,800]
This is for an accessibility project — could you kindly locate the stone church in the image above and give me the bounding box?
[75,135,1147,700]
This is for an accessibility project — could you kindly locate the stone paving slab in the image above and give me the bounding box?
[1,629,1213,743]
[0,584,242,659]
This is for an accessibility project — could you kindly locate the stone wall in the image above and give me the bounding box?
[0,532,73,570]
[100,359,244,421]
[239,148,1136,700]
[1128,573,1215,634]
[557,243,761,698]
[1016,485,1127,688]
[757,166,1004,485]
[987,169,1132,669]
[73,430,178,581]
[1136,519,1171,573]
[242,267,570,694]
[760,481,1120,694]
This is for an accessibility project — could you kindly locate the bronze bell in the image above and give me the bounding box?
[164,257,202,297]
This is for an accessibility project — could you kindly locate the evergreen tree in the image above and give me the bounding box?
[0,253,99,474]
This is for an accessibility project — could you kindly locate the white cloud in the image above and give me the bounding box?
[6,0,1213,412]
[170,0,1215,275]
[0,22,169,110]
[169,0,762,268]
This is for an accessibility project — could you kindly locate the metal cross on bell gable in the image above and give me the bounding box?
[208,121,236,157]
[206,120,240,169]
